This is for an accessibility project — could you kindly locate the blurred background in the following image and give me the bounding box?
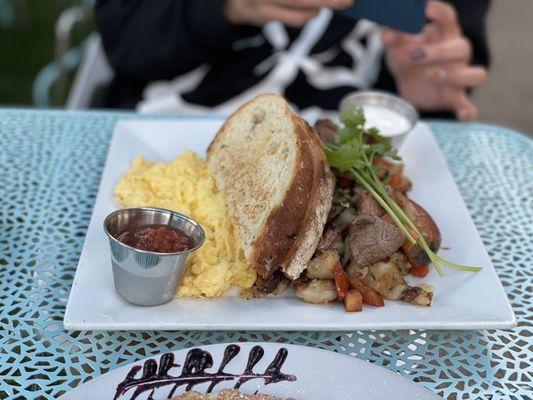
[0,0,531,136]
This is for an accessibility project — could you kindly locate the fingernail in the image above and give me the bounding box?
[458,108,471,121]
[410,48,426,60]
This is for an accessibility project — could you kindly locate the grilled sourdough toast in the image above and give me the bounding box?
[207,94,334,281]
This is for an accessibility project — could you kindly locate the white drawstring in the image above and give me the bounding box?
[139,11,385,115]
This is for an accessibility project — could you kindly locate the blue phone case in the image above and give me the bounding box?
[338,0,427,34]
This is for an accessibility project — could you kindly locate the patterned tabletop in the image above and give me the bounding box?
[0,109,531,400]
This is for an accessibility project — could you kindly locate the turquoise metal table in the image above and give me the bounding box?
[0,109,531,399]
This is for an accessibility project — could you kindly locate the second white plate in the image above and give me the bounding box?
[64,118,515,331]
[58,342,441,400]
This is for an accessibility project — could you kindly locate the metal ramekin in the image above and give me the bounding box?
[340,90,419,149]
[104,207,205,306]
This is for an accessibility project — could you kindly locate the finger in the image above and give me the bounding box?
[259,3,318,27]
[426,0,461,38]
[272,0,353,9]
[441,86,478,121]
[420,23,441,43]
[410,37,472,64]
[427,65,487,88]
[384,3,459,48]
[381,28,424,47]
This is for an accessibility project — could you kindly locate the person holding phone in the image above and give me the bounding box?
[95,0,490,120]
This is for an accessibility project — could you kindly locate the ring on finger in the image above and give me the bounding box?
[427,65,447,82]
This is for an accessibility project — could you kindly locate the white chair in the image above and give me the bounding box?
[66,33,113,109]
[32,2,113,109]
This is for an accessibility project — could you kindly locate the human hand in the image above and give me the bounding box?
[224,0,353,28]
[382,1,487,121]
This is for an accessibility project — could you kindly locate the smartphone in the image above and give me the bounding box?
[338,0,427,34]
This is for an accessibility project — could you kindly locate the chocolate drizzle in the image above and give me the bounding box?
[114,345,296,399]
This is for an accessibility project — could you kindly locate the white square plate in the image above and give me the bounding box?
[64,118,515,331]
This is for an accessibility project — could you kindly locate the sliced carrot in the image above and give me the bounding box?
[333,263,349,301]
[389,173,404,190]
[347,274,385,307]
[360,286,385,307]
[344,289,363,312]
[410,264,429,278]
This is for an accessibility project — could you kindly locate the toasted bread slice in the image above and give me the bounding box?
[207,94,334,280]
[283,118,335,279]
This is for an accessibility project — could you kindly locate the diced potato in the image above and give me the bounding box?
[412,294,432,307]
[343,289,363,312]
[293,279,337,304]
[364,260,405,295]
[401,286,434,306]
[307,250,340,279]
[385,283,408,300]
[389,252,411,275]
[345,262,368,280]
[421,284,434,293]
[411,287,434,306]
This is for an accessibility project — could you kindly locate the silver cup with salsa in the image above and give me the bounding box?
[104,207,205,306]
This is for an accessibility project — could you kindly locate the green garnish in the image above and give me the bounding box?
[324,105,481,276]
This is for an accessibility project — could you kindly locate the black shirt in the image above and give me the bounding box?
[95,0,491,116]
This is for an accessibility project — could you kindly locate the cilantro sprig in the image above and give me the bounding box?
[324,106,481,276]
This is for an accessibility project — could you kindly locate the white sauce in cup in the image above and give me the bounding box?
[340,91,419,150]
[362,105,412,137]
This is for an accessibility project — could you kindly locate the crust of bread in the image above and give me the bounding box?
[249,120,314,279]
[207,94,333,280]
[281,118,335,280]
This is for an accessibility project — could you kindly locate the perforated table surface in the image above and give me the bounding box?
[0,109,531,399]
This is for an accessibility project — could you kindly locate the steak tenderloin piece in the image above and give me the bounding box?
[352,188,384,217]
[347,215,405,267]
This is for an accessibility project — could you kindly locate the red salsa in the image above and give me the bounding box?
[118,224,194,253]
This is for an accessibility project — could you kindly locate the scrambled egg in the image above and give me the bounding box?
[114,151,256,298]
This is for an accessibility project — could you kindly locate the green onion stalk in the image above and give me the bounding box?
[324,106,481,276]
